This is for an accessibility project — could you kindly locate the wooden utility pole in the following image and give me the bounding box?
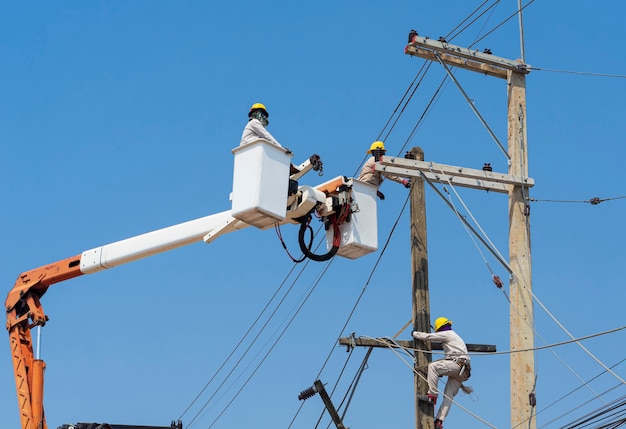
[409,147,433,429]
[507,70,535,428]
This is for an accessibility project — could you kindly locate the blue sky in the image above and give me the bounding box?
[2,2,625,428]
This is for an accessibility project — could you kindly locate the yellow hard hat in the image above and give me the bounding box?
[366,141,386,154]
[434,317,452,332]
[249,103,269,117]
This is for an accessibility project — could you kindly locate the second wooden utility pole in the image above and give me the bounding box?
[410,147,433,429]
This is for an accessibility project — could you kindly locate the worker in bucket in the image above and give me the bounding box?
[241,102,310,175]
[357,141,411,200]
[412,317,473,429]
[240,102,284,148]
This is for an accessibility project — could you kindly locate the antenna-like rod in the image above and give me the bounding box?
[518,0,526,62]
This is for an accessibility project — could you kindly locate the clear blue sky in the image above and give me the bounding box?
[2,2,625,428]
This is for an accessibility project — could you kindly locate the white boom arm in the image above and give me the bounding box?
[80,210,245,274]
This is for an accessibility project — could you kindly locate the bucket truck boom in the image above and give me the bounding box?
[6,140,378,429]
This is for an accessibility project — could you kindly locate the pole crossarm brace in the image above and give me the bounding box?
[405,35,530,80]
[338,337,496,353]
[376,156,534,194]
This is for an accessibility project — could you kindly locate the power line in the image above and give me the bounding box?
[557,394,626,429]
[528,196,626,205]
[528,67,626,79]
[536,359,626,424]
[207,259,336,428]
[469,0,536,49]
[447,0,501,43]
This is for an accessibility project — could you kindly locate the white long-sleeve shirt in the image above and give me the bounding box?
[358,156,406,187]
[412,329,470,361]
[240,118,282,147]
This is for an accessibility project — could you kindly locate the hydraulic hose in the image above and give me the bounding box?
[298,215,340,262]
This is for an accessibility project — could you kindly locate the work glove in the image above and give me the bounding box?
[402,179,411,188]
[376,190,385,200]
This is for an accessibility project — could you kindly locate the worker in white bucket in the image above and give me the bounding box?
[241,102,308,175]
[358,141,411,200]
[240,102,284,148]
[412,317,473,429]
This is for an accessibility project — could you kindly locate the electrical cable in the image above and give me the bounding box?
[528,196,626,205]
[527,67,626,79]
[381,62,433,146]
[398,73,449,156]
[534,359,626,425]
[183,225,333,427]
[179,256,308,426]
[548,391,626,429]
[206,258,337,428]
[276,223,308,263]
[465,1,501,48]
[377,61,430,143]
[445,0,498,42]
[469,0,536,50]
[182,256,315,427]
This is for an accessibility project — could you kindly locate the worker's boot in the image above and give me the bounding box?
[417,393,437,405]
[434,419,444,429]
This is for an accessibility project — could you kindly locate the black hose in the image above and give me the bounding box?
[298,219,339,262]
